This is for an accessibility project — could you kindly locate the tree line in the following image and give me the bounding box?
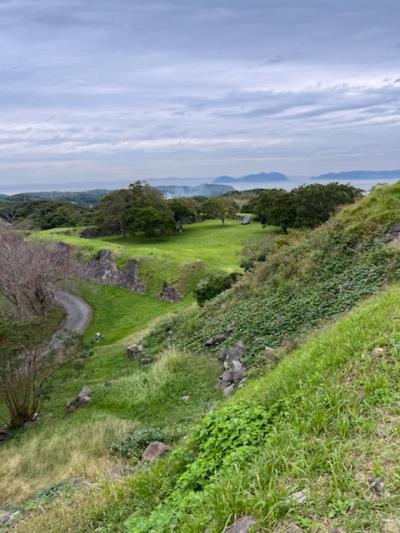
[247,183,362,231]
[96,181,238,237]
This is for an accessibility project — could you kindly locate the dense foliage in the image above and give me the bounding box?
[194,272,240,306]
[251,182,361,230]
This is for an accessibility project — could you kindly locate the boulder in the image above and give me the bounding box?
[225,515,256,533]
[221,341,245,362]
[231,360,246,383]
[140,357,153,365]
[127,344,143,360]
[222,384,235,396]
[159,281,182,302]
[285,490,307,506]
[142,441,170,462]
[66,385,91,414]
[368,476,384,495]
[205,333,226,347]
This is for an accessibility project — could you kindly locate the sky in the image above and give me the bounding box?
[1,0,400,191]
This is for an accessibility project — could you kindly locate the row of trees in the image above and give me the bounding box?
[97,181,238,237]
[249,183,362,231]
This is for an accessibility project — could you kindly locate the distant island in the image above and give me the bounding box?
[213,172,289,184]
[312,170,400,181]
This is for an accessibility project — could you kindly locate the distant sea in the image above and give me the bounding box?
[1,176,399,195]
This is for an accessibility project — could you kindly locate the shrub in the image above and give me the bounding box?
[194,273,239,306]
[110,427,169,460]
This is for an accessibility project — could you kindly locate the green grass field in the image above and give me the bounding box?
[33,219,269,272]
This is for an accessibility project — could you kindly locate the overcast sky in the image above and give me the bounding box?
[1,0,400,190]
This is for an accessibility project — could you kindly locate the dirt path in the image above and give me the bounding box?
[54,291,92,334]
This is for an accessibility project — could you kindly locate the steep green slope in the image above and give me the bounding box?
[144,183,400,363]
[16,284,400,532]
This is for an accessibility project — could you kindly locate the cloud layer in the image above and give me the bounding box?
[1,0,400,188]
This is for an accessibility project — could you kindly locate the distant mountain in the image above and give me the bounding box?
[312,170,400,181]
[157,183,234,198]
[0,190,109,206]
[213,172,288,184]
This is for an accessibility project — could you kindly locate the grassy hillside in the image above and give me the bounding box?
[5,183,400,531]
[15,284,400,532]
[143,183,400,363]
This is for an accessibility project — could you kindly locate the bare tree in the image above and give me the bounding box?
[0,334,85,429]
[0,228,73,318]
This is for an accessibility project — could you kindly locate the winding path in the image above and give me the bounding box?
[54,291,92,334]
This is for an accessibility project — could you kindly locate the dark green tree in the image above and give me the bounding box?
[201,198,237,225]
[128,206,176,237]
[168,198,198,231]
[255,188,295,231]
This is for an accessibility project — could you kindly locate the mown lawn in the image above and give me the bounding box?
[33,219,270,271]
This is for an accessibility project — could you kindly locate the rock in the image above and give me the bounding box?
[285,490,307,506]
[223,384,235,396]
[383,224,400,245]
[225,515,256,533]
[226,323,236,333]
[182,395,190,401]
[84,250,146,293]
[368,476,385,495]
[127,344,143,360]
[66,385,91,414]
[285,525,303,533]
[372,347,386,357]
[142,441,170,462]
[107,464,130,479]
[159,281,182,302]
[224,341,245,362]
[140,357,152,365]
[221,370,233,382]
[0,510,12,526]
[205,333,226,347]
[86,249,120,284]
[119,259,146,293]
[0,510,21,526]
[231,360,246,382]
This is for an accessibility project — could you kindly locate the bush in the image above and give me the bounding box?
[110,427,169,460]
[194,273,239,306]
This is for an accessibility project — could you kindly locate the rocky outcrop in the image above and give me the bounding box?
[127,343,144,360]
[225,515,256,533]
[217,342,247,395]
[119,259,146,292]
[159,281,182,302]
[66,385,91,414]
[142,441,170,462]
[84,250,146,293]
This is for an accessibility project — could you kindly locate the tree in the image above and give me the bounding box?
[255,189,295,231]
[292,183,361,228]
[0,228,73,318]
[201,198,237,225]
[97,189,133,238]
[128,206,176,237]
[0,324,85,429]
[168,198,198,231]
